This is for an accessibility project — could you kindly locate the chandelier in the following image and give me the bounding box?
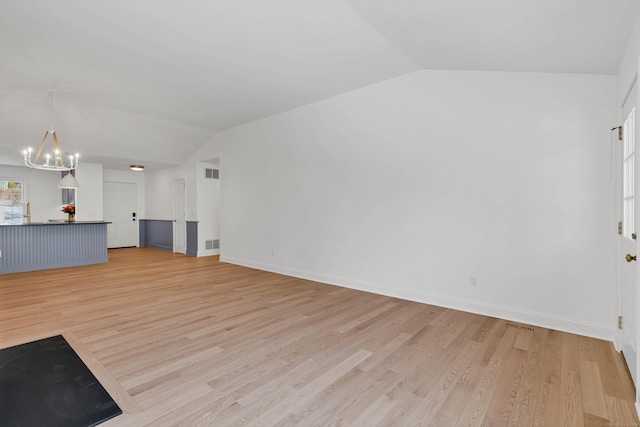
[23,90,79,172]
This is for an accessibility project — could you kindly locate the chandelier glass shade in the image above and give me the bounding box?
[23,91,79,172]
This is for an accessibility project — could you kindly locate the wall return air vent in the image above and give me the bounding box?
[205,239,219,250]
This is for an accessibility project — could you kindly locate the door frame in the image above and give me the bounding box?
[616,75,640,402]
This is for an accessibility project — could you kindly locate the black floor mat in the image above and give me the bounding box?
[0,335,122,427]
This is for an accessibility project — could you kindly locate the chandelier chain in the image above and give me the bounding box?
[49,90,55,132]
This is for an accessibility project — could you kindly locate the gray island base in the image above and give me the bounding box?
[0,222,110,274]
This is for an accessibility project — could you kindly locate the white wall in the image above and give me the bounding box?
[618,13,640,106]
[0,165,66,222]
[0,162,104,222]
[195,69,617,340]
[196,161,220,256]
[145,165,196,221]
[75,163,103,221]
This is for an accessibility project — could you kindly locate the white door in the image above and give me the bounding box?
[174,178,187,254]
[104,182,138,248]
[620,84,638,385]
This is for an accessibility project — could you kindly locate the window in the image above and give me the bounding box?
[0,180,24,224]
[623,107,636,239]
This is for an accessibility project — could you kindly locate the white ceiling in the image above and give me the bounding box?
[0,0,638,170]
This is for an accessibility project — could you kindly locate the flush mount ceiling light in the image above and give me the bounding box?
[23,90,79,171]
[130,165,144,171]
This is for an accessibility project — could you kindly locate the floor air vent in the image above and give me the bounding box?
[505,322,535,331]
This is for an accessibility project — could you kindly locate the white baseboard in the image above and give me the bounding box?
[220,255,615,342]
[198,249,220,257]
[613,337,622,353]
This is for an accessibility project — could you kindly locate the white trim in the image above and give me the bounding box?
[0,178,26,225]
[622,74,638,108]
[198,249,220,257]
[173,177,187,254]
[614,337,622,353]
[220,255,615,342]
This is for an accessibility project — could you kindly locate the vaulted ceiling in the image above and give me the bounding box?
[1,0,638,170]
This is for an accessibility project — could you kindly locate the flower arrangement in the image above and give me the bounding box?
[61,205,75,214]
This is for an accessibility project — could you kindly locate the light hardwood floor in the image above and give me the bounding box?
[1,248,638,426]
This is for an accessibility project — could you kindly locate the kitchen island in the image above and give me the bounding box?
[0,221,110,274]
